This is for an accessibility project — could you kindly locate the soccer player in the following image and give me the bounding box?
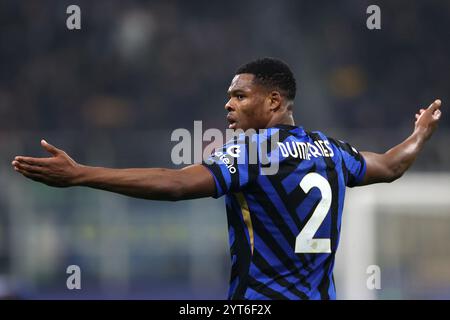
[12,58,442,300]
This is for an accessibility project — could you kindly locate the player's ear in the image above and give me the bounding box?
[268,91,282,111]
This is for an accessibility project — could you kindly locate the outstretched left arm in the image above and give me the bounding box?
[11,140,216,201]
[360,99,443,185]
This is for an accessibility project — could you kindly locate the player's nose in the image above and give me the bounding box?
[225,99,234,112]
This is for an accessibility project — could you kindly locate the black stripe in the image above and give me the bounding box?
[251,182,312,274]
[227,198,252,299]
[229,236,239,284]
[332,273,336,293]
[205,163,228,195]
[269,164,317,227]
[230,268,238,286]
[269,163,318,244]
[260,127,276,169]
[317,257,333,299]
[328,137,365,186]
[265,130,301,179]
[254,175,316,273]
[246,135,259,187]
[341,157,349,185]
[268,161,305,207]
[252,250,309,299]
[247,276,291,300]
[249,211,312,290]
[328,137,352,154]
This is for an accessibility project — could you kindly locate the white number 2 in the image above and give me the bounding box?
[295,173,332,253]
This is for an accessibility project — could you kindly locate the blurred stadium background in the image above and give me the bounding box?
[0,0,449,299]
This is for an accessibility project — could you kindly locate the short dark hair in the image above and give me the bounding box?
[235,57,296,100]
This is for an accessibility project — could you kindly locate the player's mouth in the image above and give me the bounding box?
[227,114,237,129]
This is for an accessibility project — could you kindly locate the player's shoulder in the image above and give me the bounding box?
[304,129,360,157]
[223,127,280,146]
[305,129,334,142]
[305,129,343,144]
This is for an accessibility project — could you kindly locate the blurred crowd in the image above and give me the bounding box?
[1,0,448,133]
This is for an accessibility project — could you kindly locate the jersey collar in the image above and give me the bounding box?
[272,124,305,136]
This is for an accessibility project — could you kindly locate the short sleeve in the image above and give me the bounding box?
[328,138,366,187]
[201,135,259,198]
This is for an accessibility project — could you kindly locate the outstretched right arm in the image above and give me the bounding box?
[12,140,216,201]
[359,99,442,185]
[75,164,216,201]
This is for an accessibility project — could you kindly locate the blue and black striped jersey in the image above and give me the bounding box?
[202,124,366,300]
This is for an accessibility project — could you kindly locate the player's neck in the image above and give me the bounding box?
[266,114,295,128]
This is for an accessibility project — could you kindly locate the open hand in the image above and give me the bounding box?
[12,140,81,187]
[414,99,443,141]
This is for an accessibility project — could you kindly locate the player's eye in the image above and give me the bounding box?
[237,94,245,100]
